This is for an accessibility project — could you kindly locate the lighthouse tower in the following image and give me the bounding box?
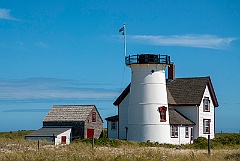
[125,54,171,143]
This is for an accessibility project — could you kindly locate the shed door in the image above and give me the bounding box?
[87,129,94,138]
[61,136,66,144]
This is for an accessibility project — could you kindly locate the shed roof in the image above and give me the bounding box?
[43,105,103,122]
[105,115,118,121]
[114,77,218,107]
[169,109,195,125]
[26,127,71,137]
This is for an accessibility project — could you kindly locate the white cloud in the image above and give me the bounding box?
[0,8,19,21]
[127,34,238,49]
[34,42,49,49]
[0,78,119,102]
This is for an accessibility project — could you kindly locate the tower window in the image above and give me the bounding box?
[159,106,167,122]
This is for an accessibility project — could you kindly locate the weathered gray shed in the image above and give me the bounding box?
[43,105,103,139]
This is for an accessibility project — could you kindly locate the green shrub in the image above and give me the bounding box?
[214,133,240,145]
[193,137,208,149]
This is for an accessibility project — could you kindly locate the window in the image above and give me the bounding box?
[185,126,189,138]
[203,97,210,112]
[159,106,167,122]
[111,122,117,130]
[171,125,178,138]
[92,112,96,122]
[203,119,211,134]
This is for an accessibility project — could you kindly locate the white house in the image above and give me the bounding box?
[105,54,219,144]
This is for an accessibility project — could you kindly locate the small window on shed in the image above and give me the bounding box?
[92,112,96,122]
[111,122,117,130]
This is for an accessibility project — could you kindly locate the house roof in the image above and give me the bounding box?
[105,115,118,121]
[43,105,103,122]
[167,77,218,106]
[113,77,218,107]
[25,127,71,137]
[169,109,195,125]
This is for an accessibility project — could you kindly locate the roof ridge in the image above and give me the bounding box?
[173,76,210,79]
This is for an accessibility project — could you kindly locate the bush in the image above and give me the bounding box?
[193,137,208,149]
[214,133,240,145]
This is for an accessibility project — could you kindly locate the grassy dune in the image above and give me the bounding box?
[0,131,239,161]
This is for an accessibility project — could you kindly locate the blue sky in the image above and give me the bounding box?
[0,0,239,132]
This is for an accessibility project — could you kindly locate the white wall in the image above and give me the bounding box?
[107,121,118,139]
[119,94,129,139]
[55,129,71,145]
[170,85,216,140]
[170,106,198,140]
[169,126,191,145]
[199,85,215,139]
[127,64,170,143]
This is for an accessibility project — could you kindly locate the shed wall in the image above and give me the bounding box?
[107,121,118,139]
[84,107,103,139]
[55,129,71,145]
[119,94,129,139]
[43,121,84,139]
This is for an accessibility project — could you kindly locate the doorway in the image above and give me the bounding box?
[190,127,194,143]
[87,129,94,138]
[61,136,66,144]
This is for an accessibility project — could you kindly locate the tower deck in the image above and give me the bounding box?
[125,54,171,65]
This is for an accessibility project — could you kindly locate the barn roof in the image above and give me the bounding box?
[169,109,195,125]
[25,127,71,137]
[114,77,218,107]
[43,105,103,122]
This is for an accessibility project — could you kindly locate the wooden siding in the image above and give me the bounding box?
[169,126,193,144]
[169,106,199,140]
[199,85,215,139]
[107,121,118,139]
[43,121,84,139]
[119,94,129,139]
[84,106,103,139]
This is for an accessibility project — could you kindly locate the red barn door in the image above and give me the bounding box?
[87,129,94,138]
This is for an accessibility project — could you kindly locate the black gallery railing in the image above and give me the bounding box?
[125,54,171,65]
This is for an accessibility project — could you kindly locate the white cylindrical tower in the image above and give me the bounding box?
[126,54,171,143]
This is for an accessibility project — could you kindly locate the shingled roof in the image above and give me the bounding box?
[113,77,218,107]
[105,115,118,121]
[169,109,195,125]
[167,77,218,106]
[43,105,103,122]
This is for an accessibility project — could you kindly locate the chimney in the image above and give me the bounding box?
[168,64,175,80]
